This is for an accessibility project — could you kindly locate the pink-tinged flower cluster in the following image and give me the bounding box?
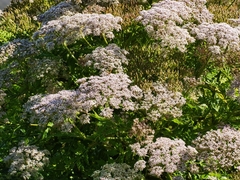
[140,82,186,121]
[23,73,143,131]
[22,90,79,132]
[0,39,38,64]
[33,13,122,49]
[84,43,129,75]
[130,137,197,178]
[227,75,240,101]
[23,70,186,132]
[191,22,240,54]
[37,1,81,24]
[4,142,50,180]
[27,57,64,90]
[177,0,213,23]
[136,0,213,52]
[0,89,6,118]
[192,126,240,171]
[0,62,20,89]
[130,118,155,144]
[76,73,142,117]
[91,163,143,180]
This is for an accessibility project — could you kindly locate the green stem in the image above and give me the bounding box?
[63,41,78,61]
[102,33,108,45]
[68,118,86,139]
[83,36,92,47]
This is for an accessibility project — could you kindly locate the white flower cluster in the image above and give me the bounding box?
[0,89,6,118]
[178,0,213,23]
[23,70,186,132]
[84,43,129,75]
[136,0,212,52]
[130,137,198,178]
[23,73,143,131]
[226,75,240,101]
[37,1,81,24]
[91,163,143,180]
[96,0,120,5]
[192,126,240,171]
[191,22,240,54]
[0,62,22,90]
[33,13,122,49]
[4,142,50,180]
[22,90,79,132]
[82,3,106,14]
[140,83,186,121]
[66,0,82,4]
[0,39,37,64]
[0,89,6,107]
[76,73,142,119]
[130,118,155,144]
[11,0,34,4]
[27,57,63,85]
[136,0,194,52]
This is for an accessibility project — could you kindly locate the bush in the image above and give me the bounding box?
[1,0,240,179]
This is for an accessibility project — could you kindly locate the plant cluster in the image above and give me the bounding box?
[1,0,240,179]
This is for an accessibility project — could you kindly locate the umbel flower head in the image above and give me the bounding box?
[4,142,50,180]
[33,13,122,50]
[140,82,186,121]
[130,137,198,178]
[22,90,80,132]
[37,1,81,24]
[0,89,6,118]
[136,0,213,52]
[83,43,129,75]
[76,73,143,120]
[0,39,38,64]
[192,125,240,172]
[191,22,240,54]
[23,73,143,132]
[91,163,144,180]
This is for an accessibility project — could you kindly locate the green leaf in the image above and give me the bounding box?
[216,92,227,103]
[172,118,184,125]
[199,104,208,112]
[47,122,54,127]
[212,103,220,112]
[42,126,51,140]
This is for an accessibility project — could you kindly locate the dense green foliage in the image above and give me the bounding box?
[1,0,240,179]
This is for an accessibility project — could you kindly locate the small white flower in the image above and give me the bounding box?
[91,163,143,180]
[33,13,122,48]
[4,143,50,180]
[193,125,240,171]
[134,160,146,171]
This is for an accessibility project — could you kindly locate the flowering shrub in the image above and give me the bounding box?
[0,89,6,118]
[3,142,50,180]
[130,137,198,178]
[140,82,186,121]
[0,38,37,64]
[193,126,240,172]
[136,0,213,52]
[33,13,122,49]
[83,43,129,75]
[2,0,240,179]
[191,22,240,54]
[91,163,144,180]
[37,1,81,24]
